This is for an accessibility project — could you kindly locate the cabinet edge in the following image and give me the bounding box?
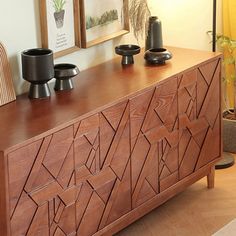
[0,151,10,236]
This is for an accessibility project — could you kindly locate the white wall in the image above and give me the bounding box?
[0,0,222,95]
[149,0,222,51]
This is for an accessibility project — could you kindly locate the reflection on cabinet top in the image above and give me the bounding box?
[0,47,221,152]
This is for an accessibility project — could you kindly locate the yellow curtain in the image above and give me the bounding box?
[223,0,236,40]
[222,0,236,108]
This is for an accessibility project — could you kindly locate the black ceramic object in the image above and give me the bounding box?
[115,45,141,65]
[144,48,172,65]
[21,48,54,99]
[54,63,79,91]
[145,16,163,51]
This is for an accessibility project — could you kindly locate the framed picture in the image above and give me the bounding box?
[40,0,81,58]
[0,42,16,106]
[80,0,129,48]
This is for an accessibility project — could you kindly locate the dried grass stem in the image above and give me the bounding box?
[127,0,151,41]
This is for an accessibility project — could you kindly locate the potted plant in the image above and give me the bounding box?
[215,34,236,167]
[52,0,66,28]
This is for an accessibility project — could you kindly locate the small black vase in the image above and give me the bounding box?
[21,48,54,99]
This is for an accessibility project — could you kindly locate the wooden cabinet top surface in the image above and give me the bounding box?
[0,47,221,152]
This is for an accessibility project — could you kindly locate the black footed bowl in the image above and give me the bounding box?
[54,63,80,91]
[115,44,141,65]
[144,48,172,65]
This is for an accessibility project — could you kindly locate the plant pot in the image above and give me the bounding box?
[223,109,236,153]
[21,48,54,99]
[54,10,65,28]
[215,109,235,169]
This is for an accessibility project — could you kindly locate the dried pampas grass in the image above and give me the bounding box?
[124,0,151,41]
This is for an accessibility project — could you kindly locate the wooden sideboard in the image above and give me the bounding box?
[0,47,222,236]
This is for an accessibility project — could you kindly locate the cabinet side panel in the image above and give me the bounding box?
[195,59,222,169]
[0,151,10,236]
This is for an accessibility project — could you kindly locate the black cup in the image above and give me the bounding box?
[21,48,54,99]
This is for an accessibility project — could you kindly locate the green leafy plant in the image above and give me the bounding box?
[52,0,66,12]
[215,34,236,117]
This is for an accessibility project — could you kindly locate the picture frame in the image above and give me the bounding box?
[39,0,81,58]
[80,0,130,48]
[0,42,16,107]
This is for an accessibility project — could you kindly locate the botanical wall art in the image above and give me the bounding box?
[40,0,80,58]
[80,0,129,48]
[0,42,16,106]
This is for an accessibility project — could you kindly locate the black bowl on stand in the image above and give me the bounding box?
[21,48,54,99]
[54,63,80,91]
[115,45,141,65]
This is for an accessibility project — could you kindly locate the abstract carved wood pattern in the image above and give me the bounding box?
[178,59,221,179]
[130,77,179,204]
[8,126,75,236]
[6,59,221,236]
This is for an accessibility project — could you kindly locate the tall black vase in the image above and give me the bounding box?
[21,48,54,99]
[145,16,163,51]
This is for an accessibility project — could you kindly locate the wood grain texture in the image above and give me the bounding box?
[207,166,215,189]
[95,160,219,236]
[0,48,222,236]
[0,43,16,107]
[0,151,10,236]
[8,127,77,236]
[116,160,236,236]
[0,47,221,153]
[178,59,221,179]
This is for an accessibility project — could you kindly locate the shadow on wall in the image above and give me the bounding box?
[9,55,29,95]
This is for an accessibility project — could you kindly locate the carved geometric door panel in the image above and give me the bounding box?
[74,114,110,236]
[130,77,179,206]
[151,78,179,192]
[178,69,199,179]
[74,101,132,234]
[98,101,132,228]
[8,126,75,236]
[195,59,221,169]
[130,88,157,208]
[178,59,221,179]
